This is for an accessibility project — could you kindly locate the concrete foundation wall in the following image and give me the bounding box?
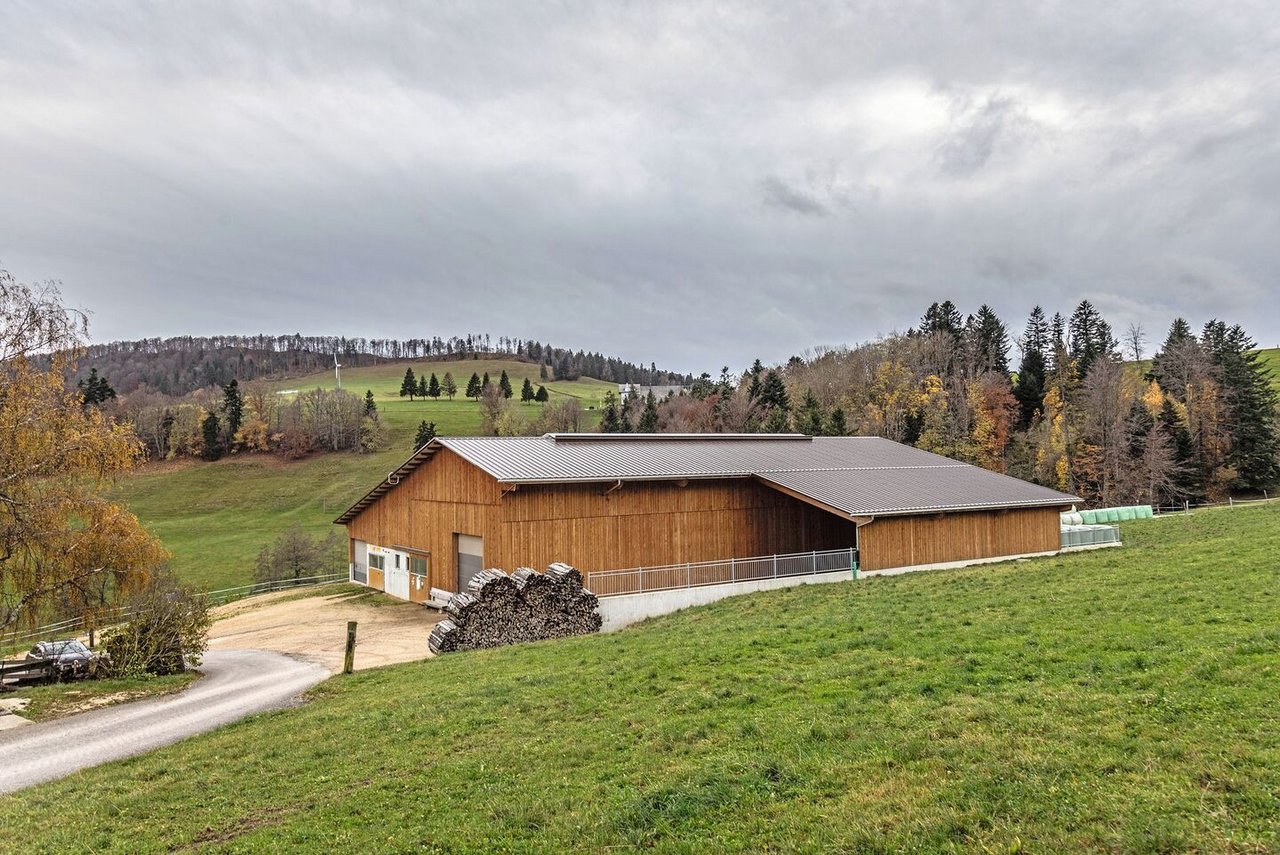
[597,569,855,632]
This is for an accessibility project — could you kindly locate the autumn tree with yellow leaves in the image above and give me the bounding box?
[1,270,168,632]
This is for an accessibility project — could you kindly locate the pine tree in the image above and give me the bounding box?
[201,412,222,461]
[520,377,535,403]
[222,379,244,439]
[427,373,441,400]
[797,389,824,436]
[1200,321,1280,490]
[417,375,428,399]
[1148,318,1200,401]
[413,420,437,450]
[363,390,377,417]
[638,391,659,432]
[1067,300,1117,378]
[499,370,513,399]
[1157,398,1200,499]
[399,367,417,401]
[826,407,848,436]
[758,370,790,412]
[967,304,1010,375]
[443,372,457,400]
[534,385,549,403]
[919,301,964,341]
[747,359,764,400]
[600,392,622,432]
[465,372,482,399]
[481,372,490,390]
[77,368,117,406]
[1014,306,1050,428]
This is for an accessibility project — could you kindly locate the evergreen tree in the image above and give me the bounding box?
[919,300,964,341]
[442,372,457,400]
[638,391,659,432]
[222,379,244,439]
[1067,300,1117,378]
[427,373,441,400]
[498,370,513,399]
[1148,318,1200,400]
[826,407,848,436]
[520,377,535,403]
[399,367,417,400]
[1157,398,1200,499]
[758,369,790,411]
[539,363,548,381]
[600,392,622,432]
[363,390,377,417]
[967,304,1010,375]
[1014,306,1050,428]
[747,359,764,400]
[77,368,117,406]
[465,372,482,399]
[201,412,222,460]
[1200,321,1280,490]
[413,420,437,450]
[534,385,549,403]
[797,389,824,435]
[481,372,490,390]
[417,375,428,398]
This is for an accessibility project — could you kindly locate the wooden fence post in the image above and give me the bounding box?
[343,621,357,675]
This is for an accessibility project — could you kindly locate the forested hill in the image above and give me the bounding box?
[73,333,692,396]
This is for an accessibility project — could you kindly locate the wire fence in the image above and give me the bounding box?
[588,548,858,598]
[2,572,348,651]
[1153,494,1277,516]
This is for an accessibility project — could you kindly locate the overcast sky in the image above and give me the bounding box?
[2,2,1278,373]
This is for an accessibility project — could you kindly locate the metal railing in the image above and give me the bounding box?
[588,548,858,598]
[2,572,348,650]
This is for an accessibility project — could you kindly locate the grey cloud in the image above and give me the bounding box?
[761,176,828,216]
[1,1,1279,372]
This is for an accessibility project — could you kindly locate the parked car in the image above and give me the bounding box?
[26,640,110,680]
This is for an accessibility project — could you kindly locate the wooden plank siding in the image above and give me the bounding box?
[856,507,1062,572]
[495,479,859,578]
[343,449,1064,595]
[345,448,503,593]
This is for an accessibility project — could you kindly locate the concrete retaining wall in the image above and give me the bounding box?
[597,569,856,632]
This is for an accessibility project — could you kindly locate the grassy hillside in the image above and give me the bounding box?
[1129,347,1280,391]
[4,505,1278,852]
[115,359,614,590]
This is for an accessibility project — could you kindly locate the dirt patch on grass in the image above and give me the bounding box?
[208,588,439,673]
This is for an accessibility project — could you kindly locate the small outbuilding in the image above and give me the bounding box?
[335,433,1079,602]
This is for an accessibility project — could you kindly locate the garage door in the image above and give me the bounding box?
[456,535,483,592]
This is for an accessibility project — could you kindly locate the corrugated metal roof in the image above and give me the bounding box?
[335,434,1079,523]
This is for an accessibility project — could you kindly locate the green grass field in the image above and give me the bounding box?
[1130,347,1280,392]
[4,504,1278,852]
[115,359,614,590]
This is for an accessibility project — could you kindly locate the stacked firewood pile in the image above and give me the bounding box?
[427,562,601,654]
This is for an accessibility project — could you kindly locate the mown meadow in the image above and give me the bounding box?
[3,504,1277,852]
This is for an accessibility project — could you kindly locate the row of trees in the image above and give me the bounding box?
[122,380,386,461]
[605,300,1279,507]
[72,332,689,397]
[399,367,550,404]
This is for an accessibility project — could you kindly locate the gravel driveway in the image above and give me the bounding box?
[0,649,327,794]
[0,586,440,793]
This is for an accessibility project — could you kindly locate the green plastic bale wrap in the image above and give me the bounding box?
[1081,509,1097,524]
[1139,505,1154,519]
[1119,506,1137,521]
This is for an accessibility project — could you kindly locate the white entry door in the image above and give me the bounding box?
[385,551,410,600]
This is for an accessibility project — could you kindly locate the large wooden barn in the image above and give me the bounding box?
[335,434,1079,602]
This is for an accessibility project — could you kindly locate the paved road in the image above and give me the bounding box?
[0,649,328,794]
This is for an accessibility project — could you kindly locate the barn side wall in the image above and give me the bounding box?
[496,479,859,579]
[856,507,1062,572]
[344,448,503,593]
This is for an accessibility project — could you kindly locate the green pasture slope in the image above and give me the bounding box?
[1129,347,1280,392]
[115,359,615,590]
[4,504,1278,852]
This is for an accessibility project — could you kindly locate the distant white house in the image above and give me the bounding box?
[618,384,686,401]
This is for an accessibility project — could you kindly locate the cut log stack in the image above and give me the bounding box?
[427,562,601,654]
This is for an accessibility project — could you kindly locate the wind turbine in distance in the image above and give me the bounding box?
[334,352,343,390]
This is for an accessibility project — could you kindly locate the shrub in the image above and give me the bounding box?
[104,570,211,677]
